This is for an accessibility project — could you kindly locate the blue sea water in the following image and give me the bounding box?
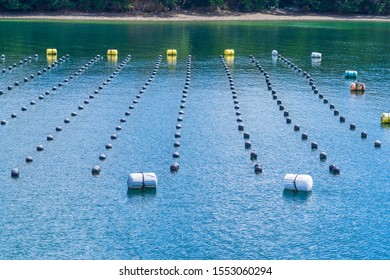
[0,20,388,260]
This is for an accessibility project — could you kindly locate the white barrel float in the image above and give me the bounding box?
[311,52,322,59]
[224,49,235,56]
[107,49,118,55]
[46,48,57,55]
[283,174,313,192]
[127,172,157,190]
[350,82,366,92]
[382,113,390,124]
[344,70,358,78]
[272,50,278,56]
[167,49,177,56]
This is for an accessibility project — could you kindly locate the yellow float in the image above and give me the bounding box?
[167,49,177,56]
[46,48,57,56]
[381,113,390,124]
[224,49,235,56]
[107,49,118,55]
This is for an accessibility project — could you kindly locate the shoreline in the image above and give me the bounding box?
[1,10,390,22]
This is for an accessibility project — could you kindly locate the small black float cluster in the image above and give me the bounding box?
[277,53,381,149]
[1,54,67,98]
[170,55,192,173]
[92,54,162,176]
[1,54,37,75]
[2,55,106,127]
[11,54,130,178]
[250,55,340,175]
[220,55,262,174]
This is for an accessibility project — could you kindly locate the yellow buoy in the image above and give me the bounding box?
[107,55,118,63]
[350,82,366,92]
[167,49,177,56]
[224,49,235,56]
[46,55,57,65]
[167,56,177,65]
[381,113,390,124]
[107,49,118,55]
[46,49,57,56]
[224,55,234,65]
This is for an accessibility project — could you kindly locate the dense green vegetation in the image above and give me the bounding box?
[1,0,390,14]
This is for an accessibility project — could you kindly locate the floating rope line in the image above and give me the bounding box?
[170,55,192,173]
[220,55,262,174]
[92,54,162,176]
[276,52,381,149]
[11,54,132,178]
[0,55,104,127]
[0,54,65,97]
[0,54,37,76]
[250,54,340,175]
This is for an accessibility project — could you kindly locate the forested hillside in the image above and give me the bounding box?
[1,0,390,15]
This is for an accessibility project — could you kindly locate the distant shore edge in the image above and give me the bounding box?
[1,10,390,22]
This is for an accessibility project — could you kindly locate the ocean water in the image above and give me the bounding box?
[0,20,388,260]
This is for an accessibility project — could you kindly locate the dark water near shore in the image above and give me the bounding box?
[0,20,389,260]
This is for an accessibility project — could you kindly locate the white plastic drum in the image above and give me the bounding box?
[127,172,158,190]
[283,174,313,192]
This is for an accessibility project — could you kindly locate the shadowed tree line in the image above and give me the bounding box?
[1,0,390,14]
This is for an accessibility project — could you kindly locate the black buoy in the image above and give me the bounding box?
[361,131,368,139]
[238,124,244,131]
[320,152,327,161]
[330,104,335,109]
[21,106,27,111]
[25,156,33,163]
[11,168,20,178]
[173,152,180,158]
[11,113,17,118]
[55,126,62,132]
[350,123,356,130]
[105,143,112,149]
[250,151,257,160]
[116,125,122,131]
[99,154,107,161]
[245,141,252,149]
[175,132,181,138]
[111,134,118,140]
[340,116,346,123]
[170,162,179,172]
[92,165,101,176]
[1,120,7,125]
[64,118,70,123]
[329,165,340,175]
[374,140,381,148]
[120,118,126,123]
[334,110,339,116]
[254,163,262,174]
[301,133,308,140]
[36,145,44,151]
[243,132,250,139]
[174,142,181,147]
[284,111,289,117]
[286,117,292,124]
[294,124,300,131]
[311,142,318,149]
[47,134,54,141]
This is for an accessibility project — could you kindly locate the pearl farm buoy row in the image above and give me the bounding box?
[8,49,387,195]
